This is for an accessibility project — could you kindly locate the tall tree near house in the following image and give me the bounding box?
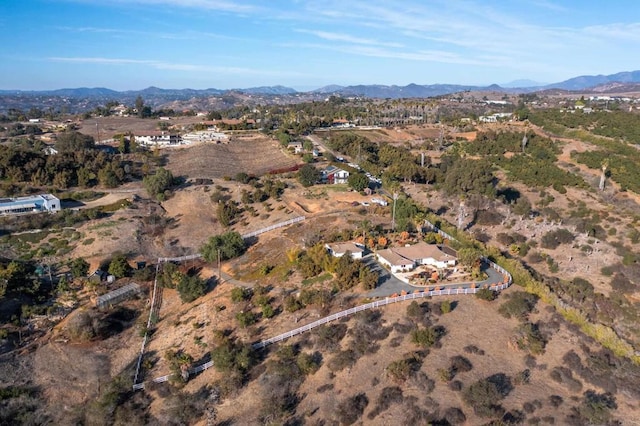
[135,96,144,118]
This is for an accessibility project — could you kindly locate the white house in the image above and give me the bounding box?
[376,242,456,273]
[322,165,349,184]
[134,131,182,147]
[181,130,229,144]
[287,141,304,154]
[0,194,61,215]
[325,242,365,259]
[376,248,415,273]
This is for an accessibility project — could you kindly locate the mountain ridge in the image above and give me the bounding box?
[2,70,640,104]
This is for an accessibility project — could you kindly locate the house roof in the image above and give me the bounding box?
[323,165,348,176]
[326,242,364,255]
[377,248,415,266]
[393,242,456,262]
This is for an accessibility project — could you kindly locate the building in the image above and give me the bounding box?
[181,130,229,144]
[287,141,304,154]
[134,131,182,147]
[0,194,61,216]
[377,242,456,273]
[325,242,365,259]
[322,165,350,184]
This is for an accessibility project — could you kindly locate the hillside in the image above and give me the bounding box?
[3,113,640,424]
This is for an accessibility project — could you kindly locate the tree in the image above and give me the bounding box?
[348,173,369,192]
[117,135,130,154]
[143,167,174,200]
[457,247,482,267]
[108,253,131,278]
[55,131,95,152]
[201,231,246,262]
[135,96,145,118]
[442,157,495,197]
[70,257,90,278]
[177,275,207,303]
[98,167,119,188]
[216,201,240,227]
[298,164,320,187]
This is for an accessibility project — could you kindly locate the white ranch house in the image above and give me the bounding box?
[376,242,456,273]
[134,131,182,147]
[325,242,365,259]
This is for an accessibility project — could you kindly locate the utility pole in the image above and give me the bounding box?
[217,248,221,281]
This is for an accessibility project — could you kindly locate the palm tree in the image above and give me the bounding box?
[414,212,427,235]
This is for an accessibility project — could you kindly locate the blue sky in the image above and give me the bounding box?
[1,0,639,90]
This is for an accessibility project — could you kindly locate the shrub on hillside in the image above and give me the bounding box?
[475,288,496,301]
[498,291,539,320]
[336,393,369,425]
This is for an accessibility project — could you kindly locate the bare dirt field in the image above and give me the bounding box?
[352,125,443,145]
[165,134,300,179]
[78,116,203,139]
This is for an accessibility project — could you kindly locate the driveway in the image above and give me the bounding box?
[364,254,506,298]
[362,254,419,298]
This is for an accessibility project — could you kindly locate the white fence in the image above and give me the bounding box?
[242,216,305,239]
[132,262,162,387]
[131,216,306,390]
[252,284,510,350]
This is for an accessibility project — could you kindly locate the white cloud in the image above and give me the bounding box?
[47,56,304,77]
[76,0,257,13]
[296,29,403,48]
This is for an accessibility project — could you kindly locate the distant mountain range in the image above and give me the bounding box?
[2,70,640,113]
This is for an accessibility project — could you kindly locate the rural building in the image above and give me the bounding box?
[182,130,229,144]
[322,165,349,184]
[0,194,61,216]
[325,242,365,259]
[377,242,456,273]
[287,141,304,153]
[479,113,513,123]
[134,131,182,147]
[96,282,141,309]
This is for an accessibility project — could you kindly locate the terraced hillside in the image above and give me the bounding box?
[165,134,300,178]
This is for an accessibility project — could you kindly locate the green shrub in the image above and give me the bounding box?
[475,288,496,301]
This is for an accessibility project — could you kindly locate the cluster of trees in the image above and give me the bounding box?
[210,333,255,395]
[4,123,43,137]
[201,231,246,263]
[157,262,208,303]
[461,130,585,193]
[572,140,640,193]
[326,132,432,183]
[530,109,640,142]
[0,133,132,191]
[295,244,378,291]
